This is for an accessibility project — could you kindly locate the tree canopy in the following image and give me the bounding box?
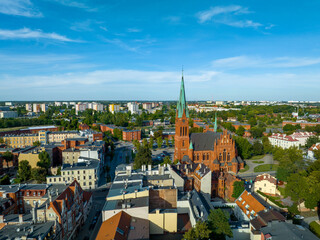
[133,145,152,169]
[18,160,32,182]
[207,209,233,240]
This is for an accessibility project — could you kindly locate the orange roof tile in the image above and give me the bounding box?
[236,190,265,219]
[96,211,131,240]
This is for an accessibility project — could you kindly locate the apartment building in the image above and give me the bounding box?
[3,134,39,148]
[109,104,120,113]
[127,102,139,114]
[46,159,100,189]
[268,132,314,149]
[122,129,141,141]
[62,148,80,164]
[47,130,80,143]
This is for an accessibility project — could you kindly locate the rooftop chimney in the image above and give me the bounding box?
[19,214,23,223]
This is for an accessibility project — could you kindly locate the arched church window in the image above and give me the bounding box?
[203,154,205,161]
[180,127,182,136]
[227,153,230,161]
[207,153,209,160]
[219,153,222,161]
[197,154,199,161]
[223,149,226,161]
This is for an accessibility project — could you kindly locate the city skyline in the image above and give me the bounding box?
[1,0,320,101]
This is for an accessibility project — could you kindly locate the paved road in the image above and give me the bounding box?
[239,154,276,175]
[237,171,276,181]
[77,189,109,240]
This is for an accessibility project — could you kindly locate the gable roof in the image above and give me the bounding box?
[96,211,131,240]
[190,132,222,151]
[236,190,266,219]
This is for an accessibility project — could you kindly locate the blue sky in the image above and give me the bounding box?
[1,0,320,101]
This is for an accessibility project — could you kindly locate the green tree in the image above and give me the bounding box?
[31,168,47,183]
[207,209,233,240]
[252,141,264,156]
[162,156,171,166]
[249,127,265,138]
[262,136,273,153]
[113,128,123,140]
[232,181,245,199]
[132,139,140,150]
[314,149,320,161]
[133,146,152,169]
[183,221,211,240]
[285,173,308,212]
[2,151,13,168]
[37,151,51,174]
[142,138,148,148]
[149,138,154,149]
[306,136,320,149]
[235,126,245,136]
[157,137,162,149]
[33,141,41,147]
[165,137,169,147]
[234,136,252,159]
[57,166,61,175]
[18,160,32,182]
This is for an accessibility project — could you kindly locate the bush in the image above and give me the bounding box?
[257,190,285,208]
[310,221,320,238]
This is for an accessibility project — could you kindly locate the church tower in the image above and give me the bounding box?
[174,74,190,162]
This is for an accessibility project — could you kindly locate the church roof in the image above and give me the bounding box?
[176,75,189,118]
[190,131,222,151]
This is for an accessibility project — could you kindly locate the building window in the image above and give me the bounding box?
[197,154,199,161]
[202,154,205,161]
[227,153,230,161]
[219,153,222,161]
[207,153,209,160]
[38,192,40,196]
[223,149,226,161]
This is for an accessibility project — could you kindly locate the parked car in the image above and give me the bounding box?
[294,215,304,220]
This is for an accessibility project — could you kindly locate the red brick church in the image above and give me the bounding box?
[174,75,244,200]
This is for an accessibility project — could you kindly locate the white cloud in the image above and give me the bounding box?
[103,38,138,52]
[50,0,97,12]
[100,26,108,32]
[164,16,181,24]
[212,56,320,69]
[0,28,82,42]
[127,28,142,33]
[216,19,262,28]
[196,5,249,23]
[0,0,42,17]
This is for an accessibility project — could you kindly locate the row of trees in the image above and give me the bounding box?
[233,136,272,159]
[272,146,320,213]
[183,209,233,240]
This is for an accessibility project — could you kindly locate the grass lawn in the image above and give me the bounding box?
[253,160,264,164]
[240,164,249,173]
[249,155,265,160]
[254,164,278,172]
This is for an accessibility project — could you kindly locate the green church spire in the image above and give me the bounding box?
[176,73,189,118]
[214,112,217,132]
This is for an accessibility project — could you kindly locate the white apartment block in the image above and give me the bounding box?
[127,102,139,114]
[268,132,314,149]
